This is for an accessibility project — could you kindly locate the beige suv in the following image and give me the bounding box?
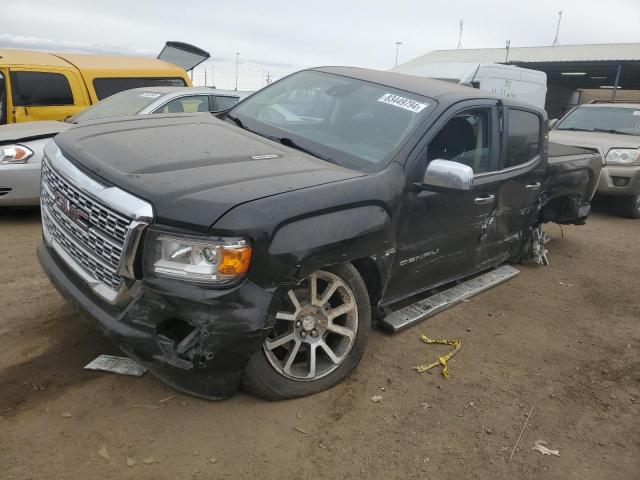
[550,102,640,218]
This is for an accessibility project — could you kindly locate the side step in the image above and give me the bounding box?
[380,265,520,333]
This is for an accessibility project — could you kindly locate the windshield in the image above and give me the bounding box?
[556,106,640,136]
[228,70,434,171]
[69,89,163,123]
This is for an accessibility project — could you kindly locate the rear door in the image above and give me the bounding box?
[475,107,546,268]
[8,68,88,122]
[383,100,502,302]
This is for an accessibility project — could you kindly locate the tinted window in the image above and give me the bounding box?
[155,95,210,114]
[428,108,492,173]
[93,77,186,100]
[214,95,239,111]
[10,71,73,106]
[506,109,541,168]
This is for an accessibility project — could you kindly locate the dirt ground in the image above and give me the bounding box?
[1,200,638,480]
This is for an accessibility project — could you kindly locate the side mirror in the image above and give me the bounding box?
[422,159,474,191]
[548,118,558,129]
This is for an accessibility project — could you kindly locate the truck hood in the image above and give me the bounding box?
[549,129,640,160]
[0,120,71,144]
[53,114,364,230]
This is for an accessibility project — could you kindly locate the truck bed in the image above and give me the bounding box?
[542,142,602,224]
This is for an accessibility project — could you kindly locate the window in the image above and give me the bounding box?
[506,109,541,168]
[155,95,211,114]
[93,77,186,100]
[214,95,239,111]
[10,71,73,106]
[70,89,166,123]
[0,72,6,124]
[230,70,434,171]
[556,106,640,136]
[428,108,492,173]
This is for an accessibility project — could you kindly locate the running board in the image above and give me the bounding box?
[380,265,520,333]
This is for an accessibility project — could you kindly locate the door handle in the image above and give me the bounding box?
[525,182,542,190]
[474,194,495,205]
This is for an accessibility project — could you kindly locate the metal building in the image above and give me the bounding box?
[396,43,640,118]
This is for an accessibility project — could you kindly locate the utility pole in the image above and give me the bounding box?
[204,67,207,87]
[211,65,216,89]
[505,40,511,63]
[394,41,403,67]
[552,11,562,46]
[234,52,240,91]
[457,18,463,49]
[265,71,272,86]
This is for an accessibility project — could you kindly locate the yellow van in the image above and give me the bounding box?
[0,48,193,124]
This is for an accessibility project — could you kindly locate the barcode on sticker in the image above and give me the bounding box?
[378,93,428,113]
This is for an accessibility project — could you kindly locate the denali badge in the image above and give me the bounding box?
[54,191,90,230]
[399,249,440,266]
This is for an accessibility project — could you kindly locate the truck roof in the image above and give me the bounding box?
[314,66,507,103]
[0,48,186,76]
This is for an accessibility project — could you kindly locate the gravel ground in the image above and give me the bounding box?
[0,201,638,480]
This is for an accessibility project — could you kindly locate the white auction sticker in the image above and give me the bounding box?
[139,92,161,98]
[633,111,640,116]
[377,93,428,113]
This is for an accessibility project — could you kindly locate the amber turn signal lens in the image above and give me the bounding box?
[219,246,252,275]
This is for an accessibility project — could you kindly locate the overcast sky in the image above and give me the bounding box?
[1,0,639,90]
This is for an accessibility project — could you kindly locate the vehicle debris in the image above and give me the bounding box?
[532,440,560,456]
[371,395,383,403]
[84,355,147,376]
[98,446,111,460]
[415,334,461,378]
[509,405,534,462]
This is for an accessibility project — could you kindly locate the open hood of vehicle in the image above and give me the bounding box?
[53,114,364,230]
[157,41,210,71]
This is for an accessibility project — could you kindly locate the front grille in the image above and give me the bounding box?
[40,155,146,299]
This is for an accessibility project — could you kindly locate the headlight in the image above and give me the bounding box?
[0,145,34,164]
[147,230,252,284]
[606,148,640,166]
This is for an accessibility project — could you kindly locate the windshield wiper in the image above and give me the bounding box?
[278,137,333,163]
[225,113,245,129]
[591,128,636,136]
[557,127,594,132]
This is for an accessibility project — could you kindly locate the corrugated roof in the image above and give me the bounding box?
[398,43,640,68]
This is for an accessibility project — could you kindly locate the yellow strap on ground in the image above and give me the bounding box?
[415,334,461,378]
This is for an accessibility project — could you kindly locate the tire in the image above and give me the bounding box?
[241,263,371,400]
[621,194,640,219]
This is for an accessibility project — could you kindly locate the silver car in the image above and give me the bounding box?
[0,87,250,206]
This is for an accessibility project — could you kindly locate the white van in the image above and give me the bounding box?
[392,62,547,110]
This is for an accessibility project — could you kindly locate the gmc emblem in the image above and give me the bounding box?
[54,191,90,230]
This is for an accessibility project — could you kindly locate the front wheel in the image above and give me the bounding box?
[241,263,371,400]
[621,194,640,219]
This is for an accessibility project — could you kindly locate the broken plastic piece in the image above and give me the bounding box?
[84,355,147,376]
[532,440,560,456]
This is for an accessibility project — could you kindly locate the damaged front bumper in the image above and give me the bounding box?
[37,241,274,400]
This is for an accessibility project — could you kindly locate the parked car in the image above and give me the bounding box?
[550,101,640,218]
[0,87,248,206]
[36,67,600,400]
[0,42,209,124]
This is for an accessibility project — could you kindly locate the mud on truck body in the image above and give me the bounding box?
[37,67,601,399]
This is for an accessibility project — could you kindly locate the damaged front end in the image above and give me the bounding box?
[38,241,274,399]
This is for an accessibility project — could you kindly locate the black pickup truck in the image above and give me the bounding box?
[37,67,601,400]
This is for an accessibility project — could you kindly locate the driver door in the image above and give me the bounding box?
[383,100,501,303]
